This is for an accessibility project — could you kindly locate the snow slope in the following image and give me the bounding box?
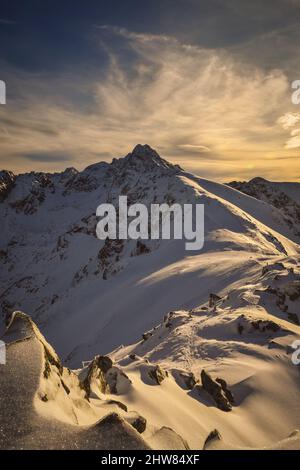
[1,257,300,450]
[1,145,299,367]
[1,145,300,450]
[228,177,300,241]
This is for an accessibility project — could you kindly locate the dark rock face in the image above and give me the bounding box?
[227,178,300,241]
[200,370,234,412]
[96,355,113,373]
[251,319,281,333]
[80,355,132,398]
[80,358,108,398]
[142,331,153,341]
[105,368,132,394]
[9,173,55,215]
[106,400,128,412]
[203,429,222,449]
[209,293,222,308]
[0,170,15,202]
[149,365,167,385]
[179,372,198,390]
[128,415,147,434]
[215,378,235,405]
[97,239,124,280]
[129,354,137,361]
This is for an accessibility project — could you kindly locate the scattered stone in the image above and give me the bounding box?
[209,293,222,308]
[129,354,137,361]
[251,319,280,332]
[203,429,222,449]
[106,400,128,412]
[285,281,300,301]
[61,379,70,395]
[216,377,234,404]
[80,359,109,398]
[262,263,285,275]
[142,331,153,341]
[105,368,132,394]
[149,365,168,384]
[97,355,113,373]
[200,370,233,412]
[127,415,147,433]
[179,372,198,389]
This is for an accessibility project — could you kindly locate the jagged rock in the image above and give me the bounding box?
[97,239,124,279]
[105,367,132,394]
[203,429,222,449]
[209,293,222,308]
[0,170,15,202]
[179,372,198,389]
[97,355,113,373]
[43,345,63,379]
[61,379,70,395]
[251,319,280,332]
[285,280,300,301]
[9,173,54,214]
[129,354,137,361]
[163,311,176,328]
[133,240,150,256]
[163,311,175,322]
[79,353,131,398]
[262,262,285,275]
[106,399,128,412]
[127,414,147,433]
[200,370,233,412]
[142,330,153,341]
[228,178,300,242]
[79,358,110,398]
[216,377,234,404]
[149,365,167,384]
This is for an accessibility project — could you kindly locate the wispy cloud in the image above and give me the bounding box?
[278,112,300,149]
[0,26,299,180]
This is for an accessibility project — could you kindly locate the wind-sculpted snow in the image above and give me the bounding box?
[0,311,187,449]
[1,145,300,449]
[1,260,300,450]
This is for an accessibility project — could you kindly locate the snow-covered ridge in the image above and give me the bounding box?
[1,145,300,366]
[228,177,300,241]
[1,255,300,449]
[1,145,300,449]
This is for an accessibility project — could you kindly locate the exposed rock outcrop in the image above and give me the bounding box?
[200,370,233,412]
[149,365,168,385]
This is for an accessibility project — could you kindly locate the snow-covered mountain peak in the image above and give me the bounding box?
[122,144,180,172]
[1,146,300,366]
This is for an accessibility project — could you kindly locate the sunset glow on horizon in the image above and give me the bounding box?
[1,0,300,182]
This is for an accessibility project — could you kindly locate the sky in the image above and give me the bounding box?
[0,0,300,181]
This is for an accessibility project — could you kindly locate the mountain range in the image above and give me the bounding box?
[0,144,300,450]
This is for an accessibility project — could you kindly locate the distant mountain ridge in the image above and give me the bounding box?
[1,145,299,366]
[228,177,300,241]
